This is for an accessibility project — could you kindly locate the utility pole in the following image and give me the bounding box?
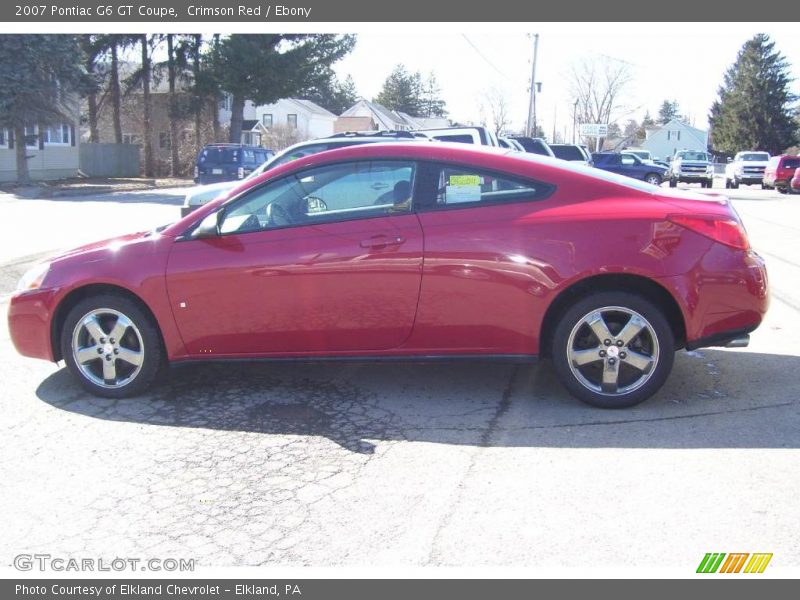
[526,33,539,137]
[552,105,557,143]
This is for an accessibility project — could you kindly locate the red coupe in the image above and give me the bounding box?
[8,143,769,408]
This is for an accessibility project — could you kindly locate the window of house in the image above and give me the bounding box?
[122,134,139,145]
[0,129,6,148]
[220,94,232,111]
[262,114,273,128]
[287,114,297,129]
[25,125,38,148]
[159,132,171,150]
[43,124,71,145]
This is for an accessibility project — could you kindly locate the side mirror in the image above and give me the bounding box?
[191,211,221,239]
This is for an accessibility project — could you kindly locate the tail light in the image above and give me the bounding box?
[668,214,750,250]
[237,167,244,179]
[193,166,199,178]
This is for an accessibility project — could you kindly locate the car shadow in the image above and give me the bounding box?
[36,349,800,453]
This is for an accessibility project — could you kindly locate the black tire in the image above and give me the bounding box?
[778,186,788,194]
[668,178,677,188]
[644,173,662,186]
[730,179,739,189]
[725,179,731,189]
[551,291,675,409]
[60,293,165,398]
[761,183,768,190]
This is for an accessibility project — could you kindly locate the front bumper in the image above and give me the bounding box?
[674,173,713,183]
[7,288,60,362]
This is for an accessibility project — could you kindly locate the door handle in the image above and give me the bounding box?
[360,235,405,249]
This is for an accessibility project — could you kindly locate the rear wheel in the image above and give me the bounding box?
[644,173,662,186]
[61,294,164,398]
[551,292,675,408]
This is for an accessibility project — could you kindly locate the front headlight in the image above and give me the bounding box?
[16,262,50,293]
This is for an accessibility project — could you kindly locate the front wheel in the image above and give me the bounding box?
[61,294,164,398]
[551,292,675,408]
[668,178,677,188]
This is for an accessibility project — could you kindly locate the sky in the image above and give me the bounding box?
[331,23,800,138]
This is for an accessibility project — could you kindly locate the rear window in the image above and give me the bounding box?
[551,145,586,161]
[199,147,240,165]
[782,157,800,169]
[431,134,476,144]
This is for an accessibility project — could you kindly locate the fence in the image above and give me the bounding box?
[79,143,140,178]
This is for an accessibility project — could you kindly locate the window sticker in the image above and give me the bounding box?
[445,184,481,203]
[449,174,481,186]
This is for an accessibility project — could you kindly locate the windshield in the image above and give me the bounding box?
[198,147,239,165]
[551,145,587,161]
[676,151,709,161]
[739,153,770,161]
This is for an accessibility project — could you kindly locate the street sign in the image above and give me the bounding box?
[579,123,609,137]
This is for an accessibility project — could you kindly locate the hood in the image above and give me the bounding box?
[48,230,161,265]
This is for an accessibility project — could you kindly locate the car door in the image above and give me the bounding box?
[165,160,423,356]
[619,154,642,179]
[409,162,555,354]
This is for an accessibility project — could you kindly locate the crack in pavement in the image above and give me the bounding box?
[425,364,521,565]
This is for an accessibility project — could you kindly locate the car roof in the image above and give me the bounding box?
[164,142,658,237]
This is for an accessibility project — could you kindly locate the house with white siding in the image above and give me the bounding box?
[641,118,709,162]
[0,122,80,182]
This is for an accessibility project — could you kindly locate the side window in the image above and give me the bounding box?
[218,161,415,235]
[621,155,635,166]
[428,165,548,208]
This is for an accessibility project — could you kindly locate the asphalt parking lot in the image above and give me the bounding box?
[1,182,798,570]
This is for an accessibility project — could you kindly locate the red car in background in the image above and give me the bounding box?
[791,167,800,193]
[763,154,800,193]
[8,143,769,408]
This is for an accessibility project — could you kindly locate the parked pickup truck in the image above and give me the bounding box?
[668,150,714,188]
[725,151,771,189]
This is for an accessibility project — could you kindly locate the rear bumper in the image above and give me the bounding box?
[660,248,769,349]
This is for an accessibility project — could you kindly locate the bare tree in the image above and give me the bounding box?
[569,56,634,149]
[481,87,511,136]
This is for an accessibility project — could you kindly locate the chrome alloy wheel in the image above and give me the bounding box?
[566,306,660,396]
[645,174,661,185]
[71,308,144,389]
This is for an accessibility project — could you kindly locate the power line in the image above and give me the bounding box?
[461,34,513,82]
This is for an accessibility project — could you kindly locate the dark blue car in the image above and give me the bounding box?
[592,152,668,186]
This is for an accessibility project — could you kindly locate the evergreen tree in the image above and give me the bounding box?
[301,73,359,115]
[207,34,356,143]
[374,64,421,116]
[418,72,448,118]
[657,100,682,124]
[709,33,797,155]
[636,111,656,138]
[0,35,89,183]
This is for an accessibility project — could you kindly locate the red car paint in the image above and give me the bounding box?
[763,154,800,191]
[791,167,800,193]
[8,143,768,365]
